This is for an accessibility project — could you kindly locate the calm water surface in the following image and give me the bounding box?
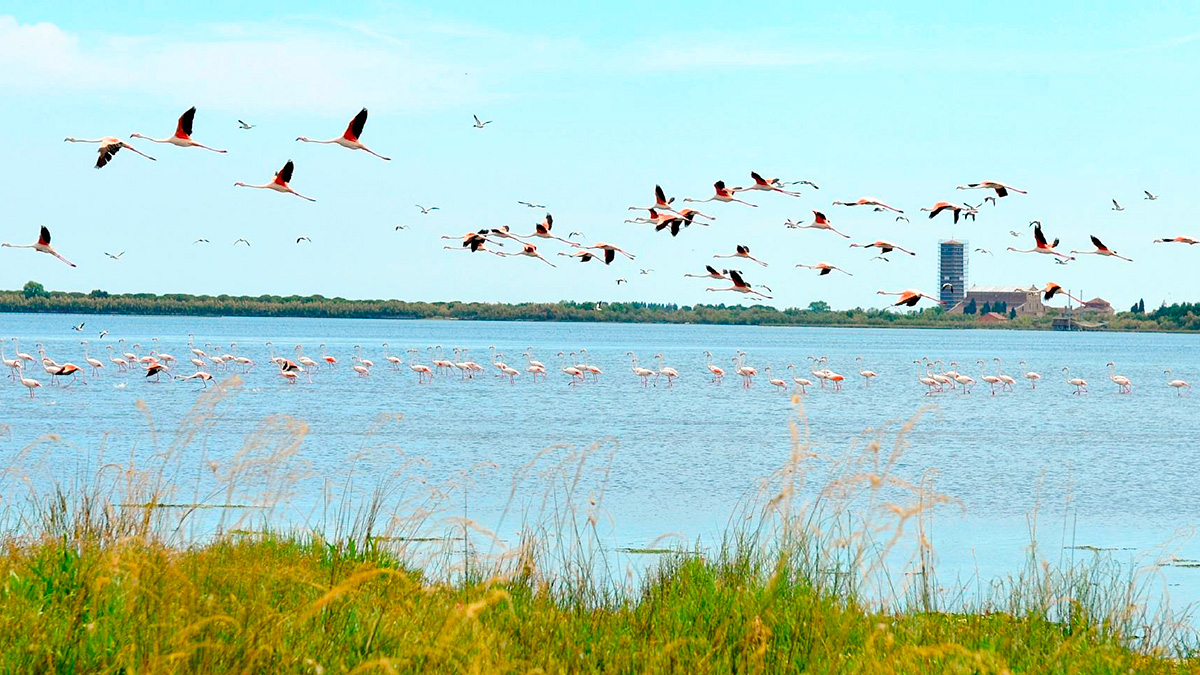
[1,314,1198,605]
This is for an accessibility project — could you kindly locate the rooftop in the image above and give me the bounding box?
[965,285,1039,294]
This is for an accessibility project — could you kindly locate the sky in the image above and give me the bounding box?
[2,1,1199,310]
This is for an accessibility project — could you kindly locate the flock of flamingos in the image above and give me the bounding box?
[1,335,1192,399]
[2,106,1195,398]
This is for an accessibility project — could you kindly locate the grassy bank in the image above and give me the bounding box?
[0,385,1195,672]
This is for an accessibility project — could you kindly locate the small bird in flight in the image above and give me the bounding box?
[98,330,109,339]
[895,215,910,223]
[872,255,890,262]
[1009,230,1021,238]
[234,238,251,247]
[193,238,210,244]
[1144,190,1159,201]
[568,231,585,239]
[1111,199,1124,211]
[941,283,954,292]
[639,269,653,275]
[238,120,254,130]
[72,322,85,332]
[616,278,628,285]
[472,115,493,128]
[1054,257,1070,265]
[105,251,125,259]
[517,201,546,209]
[974,248,992,255]
[394,225,408,231]
[296,236,311,244]
[415,205,439,214]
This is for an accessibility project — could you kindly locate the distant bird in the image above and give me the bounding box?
[72,322,85,332]
[955,181,1026,198]
[715,244,768,267]
[984,196,997,206]
[683,265,728,280]
[98,330,109,339]
[733,171,802,197]
[920,201,968,223]
[234,160,315,202]
[615,278,627,285]
[105,251,125,259]
[1007,223,1074,261]
[877,289,938,307]
[639,269,653,275]
[1,226,76,267]
[683,181,757,207]
[795,262,851,276]
[895,215,910,223]
[1111,199,1124,212]
[193,238,210,244]
[941,282,954,291]
[787,211,851,238]
[64,136,156,169]
[1054,257,1070,265]
[974,248,992,255]
[131,106,227,153]
[706,269,772,300]
[394,225,408,230]
[518,201,546,209]
[237,120,255,130]
[296,108,390,160]
[234,238,251,247]
[1154,235,1200,245]
[849,240,916,256]
[1070,235,1132,261]
[832,197,904,213]
[1144,190,1159,201]
[415,205,439,214]
[1009,230,1021,238]
[472,114,493,128]
[872,255,890,262]
[295,236,312,244]
[568,231,585,239]
[779,179,820,189]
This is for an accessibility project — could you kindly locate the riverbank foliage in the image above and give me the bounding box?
[0,384,1194,673]
[5,281,1197,330]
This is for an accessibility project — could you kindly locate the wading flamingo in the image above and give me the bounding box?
[977,359,1003,396]
[1063,366,1088,394]
[1165,369,1191,396]
[1020,360,1041,388]
[81,341,104,377]
[856,356,877,386]
[1107,361,1132,394]
[654,354,679,387]
[703,350,725,384]
[732,353,758,388]
[627,352,656,387]
[176,372,215,388]
[19,375,41,398]
[786,364,813,393]
[764,366,788,392]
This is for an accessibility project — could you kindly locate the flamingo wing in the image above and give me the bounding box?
[750,170,767,185]
[1090,235,1108,251]
[38,226,51,246]
[176,107,197,138]
[277,160,295,184]
[728,269,747,286]
[714,180,726,191]
[1033,224,1048,248]
[96,142,121,169]
[655,184,666,203]
[346,108,368,140]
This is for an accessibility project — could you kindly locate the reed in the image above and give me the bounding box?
[0,383,1193,672]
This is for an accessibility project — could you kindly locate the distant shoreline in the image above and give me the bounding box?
[1,282,1192,333]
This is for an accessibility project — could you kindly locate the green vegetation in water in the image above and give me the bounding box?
[0,382,1195,672]
[5,280,1198,330]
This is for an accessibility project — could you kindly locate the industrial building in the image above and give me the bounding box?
[938,240,967,307]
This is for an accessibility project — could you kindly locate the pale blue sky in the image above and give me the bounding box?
[2,2,1198,310]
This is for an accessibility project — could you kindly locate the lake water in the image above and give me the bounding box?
[1,313,1199,610]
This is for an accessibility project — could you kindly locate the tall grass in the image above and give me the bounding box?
[0,381,1194,672]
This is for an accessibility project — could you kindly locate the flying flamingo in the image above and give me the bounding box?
[1008,223,1074,261]
[1154,236,1200,245]
[786,211,850,238]
[584,242,636,265]
[1041,282,1085,305]
[654,354,679,387]
[1019,360,1041,389]
[521,214,577,246]
[703,350,725,384]
[498,242,556,267]
[627,352,657,387]
[856,356,877,386]
[1107,362,1132,394]
[795,262,852,276]
[683,181,757,207]
[714,244,768,267]
[684,265,729,280]
[1062,366,1088,394]
[831,197,904,213]
[733,171,802,197]
[763,366,788,392]
[296,108,391,160]
[1070,235,1133,261]
[64,136,156,168]
[785,364,813,393]
[706,269,772,300]
[2,226,76,267]
[131,107,226,153]
[877,289,939,307]
[234,160,316,201]
[955,181,1026,198]
[1165,369,1191,396]
[850,239,916,256]
[442,230,504,254]
[628,185,681,214]
[920,201,972,223]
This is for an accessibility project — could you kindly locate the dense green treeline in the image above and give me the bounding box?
[4,280,1200,330]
